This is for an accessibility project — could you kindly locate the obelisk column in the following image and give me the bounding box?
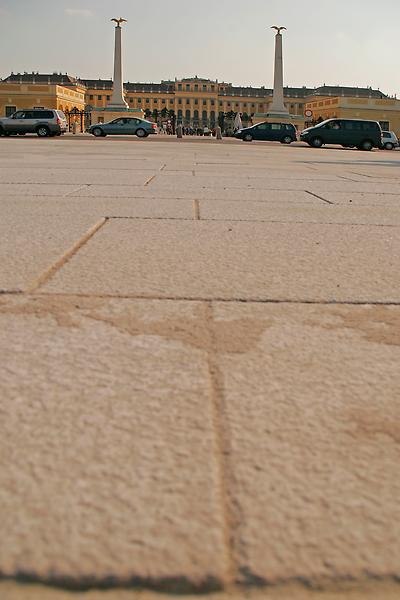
[270,27,289,116]
[109,19,128,109]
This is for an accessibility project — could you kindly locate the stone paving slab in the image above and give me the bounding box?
[212,302,400,584]
[307,181,400,194]
[0,196,194,219]
[42,220,400,302]
[316,191,400,206]
[2,581,400,600]
[199,199,400,225]
[73,186,320,202]
[149,175,343,191]
[0,296,227,588]
[0,215,101,292]
[0,183,84,196]
[0,168,152,186]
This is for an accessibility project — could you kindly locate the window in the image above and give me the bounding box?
[202,110,207,122]
[211,85,215,91]
[32,110,54,119]
[170,99,174,105]
[186,98,190,105]
[202,84,207,91]
[194,99,198,105]
[97,95,102,100]
[146,98,150,104]
[194,84,198,91]
[129,97,133,102]
[203,100,207,106]
[186,84,190,91]
[379,121,390,130]
[178,84,182,91]
[154,99,158,104]
[211,99,215,106]
[271,123,282,130]
[185,109,191,121]
[243,103,247,108]
[162,99,166,104]
[219,101,223,106]
[178,98,182,104]
[257,124,269,130]
[137,98,142,103]
[89,95,94,100]
[107,95,110,101]
[5,106,16,117]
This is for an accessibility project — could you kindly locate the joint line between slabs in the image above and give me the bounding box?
[204,301,239,586]
[144,174,157,186]
[26,218,108,294]
[193,199,201,220]
[305,189,334,205]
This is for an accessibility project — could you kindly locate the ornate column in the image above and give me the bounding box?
[108,18,129,109]
[270,26,290,117]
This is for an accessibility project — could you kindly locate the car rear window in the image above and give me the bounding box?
[56,111,66,119]
[33,110,54,119]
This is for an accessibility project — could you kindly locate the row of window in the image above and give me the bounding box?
[88,94,298,109]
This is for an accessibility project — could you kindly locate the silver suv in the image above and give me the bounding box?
[0,109,67,137]
[381,131,399,150]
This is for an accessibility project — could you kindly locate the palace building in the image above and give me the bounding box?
[1,73,399,134]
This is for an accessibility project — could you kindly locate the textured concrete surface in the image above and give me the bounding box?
[1,136,400,599]
[42,219,399,302]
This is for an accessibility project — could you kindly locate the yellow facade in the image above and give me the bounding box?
[85,78,306,126]
[305,96,400,136]
[0,83,85,117]
[2,76,399,133]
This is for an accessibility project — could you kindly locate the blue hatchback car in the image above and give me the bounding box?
[89,117,157,138]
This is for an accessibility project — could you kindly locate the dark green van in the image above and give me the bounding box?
[300,119,382,151]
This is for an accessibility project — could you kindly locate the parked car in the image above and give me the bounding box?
[381,130,399,150]
[235,122,297,144]
[300,119,382,151]
[0,109,67,137]
[89,117,157,138]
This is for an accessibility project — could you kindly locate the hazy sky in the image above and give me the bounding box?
[0,0,399,96]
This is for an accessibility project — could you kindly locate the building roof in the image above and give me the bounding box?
[2,72,84,87]
[0,73,389,100]
[311,85,386,98]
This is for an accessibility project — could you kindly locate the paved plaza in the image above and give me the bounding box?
[1,136,400,600]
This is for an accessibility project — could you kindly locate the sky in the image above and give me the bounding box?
[0,0,399,96]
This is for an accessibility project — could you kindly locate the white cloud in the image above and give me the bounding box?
[65,8,93,18]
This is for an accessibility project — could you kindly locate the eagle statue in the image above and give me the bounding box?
[271,26,287,34]
[111,17,128,27]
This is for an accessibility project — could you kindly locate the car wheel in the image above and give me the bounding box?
[281,135,293,144]
[243,134,253,142]
[92,127,104,137]
[384,142,394,150]
[36,126,50,137]
[310,137,323,148]
[360,140,373,151]
[136,128,147,138]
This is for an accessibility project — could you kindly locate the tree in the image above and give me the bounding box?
[144,108,152,119]
[160,107,168,119]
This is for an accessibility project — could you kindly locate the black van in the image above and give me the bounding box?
[300,119,382,151]
[235,122,297,144]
